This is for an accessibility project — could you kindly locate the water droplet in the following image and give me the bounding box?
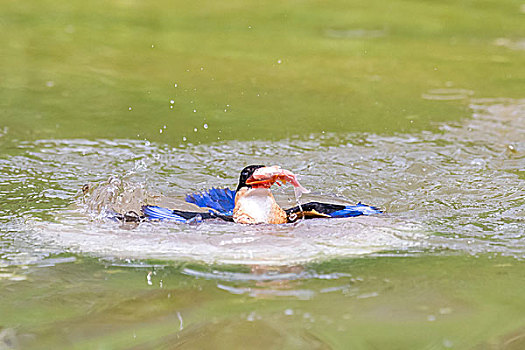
[507,144,517,153]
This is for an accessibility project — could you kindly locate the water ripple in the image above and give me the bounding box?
[0,99,523,265]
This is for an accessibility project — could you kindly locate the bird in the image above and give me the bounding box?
[140,165,381,224]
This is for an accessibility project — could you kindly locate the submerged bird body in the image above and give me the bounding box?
[138,165,382,224]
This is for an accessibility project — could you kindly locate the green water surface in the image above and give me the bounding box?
[2,0,524,144]
[3,255,525,349]
[1,0,525,348]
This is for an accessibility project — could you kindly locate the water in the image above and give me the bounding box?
[1,0,525,348]
[2,99,523,267]
[1,99,524,347]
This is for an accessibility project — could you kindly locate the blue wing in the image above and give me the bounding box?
[329,203,382,218]
[142,205,188,222]
[185,187,236,216]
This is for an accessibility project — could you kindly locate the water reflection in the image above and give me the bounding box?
[421,88,474,101]
[2,254,524,349]
[494,38,525,51]
[183,265,354,300]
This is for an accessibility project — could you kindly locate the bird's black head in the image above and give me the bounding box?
[236,165,265,192]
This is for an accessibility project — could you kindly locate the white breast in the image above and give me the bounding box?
[235,188,274,223]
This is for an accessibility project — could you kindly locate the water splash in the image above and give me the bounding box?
[0,99,523,265]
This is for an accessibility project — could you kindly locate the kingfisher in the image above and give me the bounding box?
[139,165,381,224]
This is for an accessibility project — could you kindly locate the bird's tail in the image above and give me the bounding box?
[141,205,187,222]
